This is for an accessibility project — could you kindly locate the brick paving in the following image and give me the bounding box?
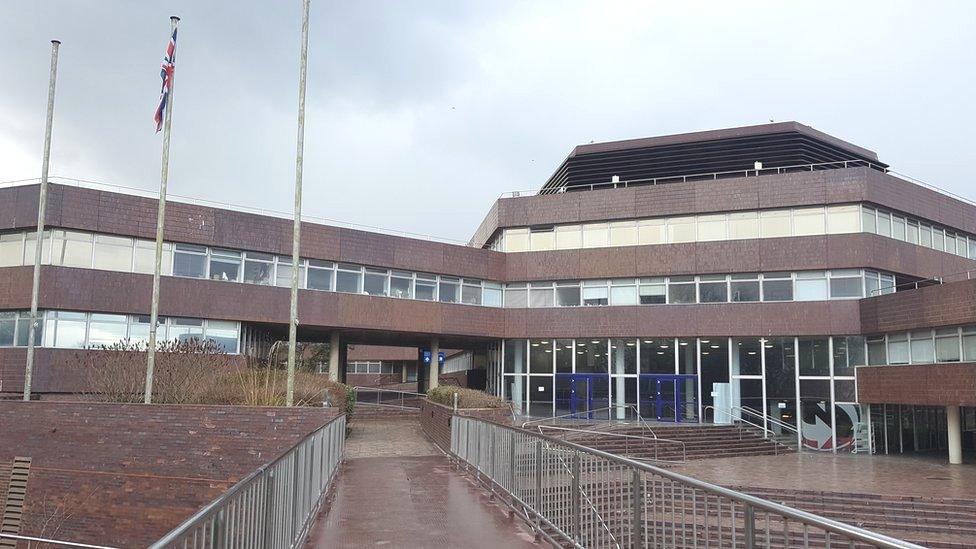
[305,418,544,548]
[672,451,976,499]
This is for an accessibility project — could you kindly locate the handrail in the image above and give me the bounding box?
[353,386,425,410]
[149,414,346,549]
[704,405,778,440]
[537,425,687,463]
[738,404,799,437]
[520,404,658,440]
[869,268,976,297]
[352,386,425,397]
[0,533,120,549]
[452,416,925,549]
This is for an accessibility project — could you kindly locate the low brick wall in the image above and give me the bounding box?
[0,401,340,547]
[419,399,512,451]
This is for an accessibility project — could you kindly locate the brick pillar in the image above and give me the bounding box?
[947,405,963,465]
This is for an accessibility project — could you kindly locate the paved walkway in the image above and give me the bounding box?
[306,418,543,548]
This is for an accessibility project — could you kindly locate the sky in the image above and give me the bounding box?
[1,1,975,243]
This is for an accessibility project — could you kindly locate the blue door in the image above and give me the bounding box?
[639,375,698,422]
[555,374,610,419]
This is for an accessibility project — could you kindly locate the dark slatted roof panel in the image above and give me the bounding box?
[541,124,887,193]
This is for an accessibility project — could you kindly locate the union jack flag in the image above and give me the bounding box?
[153,26,178,132]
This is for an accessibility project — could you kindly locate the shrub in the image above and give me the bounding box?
[427,386,507,409]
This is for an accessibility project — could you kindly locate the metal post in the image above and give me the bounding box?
[572,450,582,541]
[286,0,311,406]
[23,39,60,401]
[632,468,643,547]
[535,440,543,536]
[744,504,756,549]
[145,16,180,404]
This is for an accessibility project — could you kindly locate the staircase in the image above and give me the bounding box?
[352,404,420,420]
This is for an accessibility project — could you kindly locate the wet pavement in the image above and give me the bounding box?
[306,419,544,548]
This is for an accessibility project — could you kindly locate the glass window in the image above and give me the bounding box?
[170,318,204,343]
[834,380,857,403]
[173,243,208,278]
[575,339,608,374]
[829,269,863,299]
[483,282,503,307]
[730,273,760,302]
[336,264,363,294]
[133,240,173,275]
[945,232,957,255]
[0,233,24,267]
[529,282,554,308]
[798,337,830,376]
[128,315,160,344]
[826,205,860,234]
[970,239,976,260]
[503,283,527,308]
[93,235,133,271]
[832,336,864,377]
[792,207,826,236]
[879,273,895,295]
[935,328,961,362]
[698,274,728,303]
[505,228,529,252]
[762,272,793,301]
[963,326,976,362]
[637,219,666,245]
[438,277,459,303]
[208,248,241,282]
[732,337,762,376]
[205,320,239,353]
[609,279,638,306]
[728,212,759,240]
[919,224,932,247]
[909,330,934,364]
[529,227,554,251]
[864,271,881,297]
[866,336,886,365]
[461,279,482,305]
[795,271,828,301]
[760,210,791,238]
[275,259,306,288]
[609,221,637,246]
[87,313,129,347]
[860,206,876,234]
[957,235,968,258]
[15,314,41,347]
[876,211,891,237]
[891,216,906,241]
[363,268,389,296]
[47,311,88,349]
[582,223,609,248]
[764,337,796,403]
[415,274,437,301]
[503,339,527,373]
[697,215,727,241]
[307,260,335,291]
[23,231,53,267]
[677,338,696,375]
[888,333,909,364]
[387,270,412,298]
[529,339,553,373]
[668,217,696,243]
[0,312,16,346]
[610,339,637,374]
[932,228,945,251]
[638,277,666,304]
[906,220,919,244]
[51,230,93,268]
[555,225,582,249]
[582,280,608,306]
[555,282,581,307]
[640,338,674,374]
[243,252,275,285]
[668,276,696,304]
[555,339,573,373]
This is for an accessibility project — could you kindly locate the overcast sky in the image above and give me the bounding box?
[2,1,974,242]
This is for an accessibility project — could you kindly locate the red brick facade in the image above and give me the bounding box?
[0,401,339,547]
[856,363,976,406]
[859,278,976,334]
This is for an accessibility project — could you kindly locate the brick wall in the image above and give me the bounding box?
[419,399,512,451]
[0,401,339,547]
[859,278,976,334]
[856,363,976,406]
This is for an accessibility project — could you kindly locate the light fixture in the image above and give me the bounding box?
[659,345,669,349]
[679,342,688,346]
[701,339,710,344]
[626,342,635,346]
[643,340,653,344]
[710,345,720,349]
[747,351,756,355]
[702,351,710,355]
[656,351,664,355]
[531,343,539,347]
[592,340,600,344]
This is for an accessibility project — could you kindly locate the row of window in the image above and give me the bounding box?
[502,270,895,308]
[0,311,240,353]
[861,205,976,259]
[0,229,504,307]
[491,203,976,260]
[501,336,862,381]
[346,361,396,374]
[866,326,976,366]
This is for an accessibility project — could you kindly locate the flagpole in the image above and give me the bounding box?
[23,39,61,401]
[145,16,180,404]
[286,0,311,406]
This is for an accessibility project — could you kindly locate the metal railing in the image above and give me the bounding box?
[537,424,687,463]
[353,386,425,409]
[521,405,658,438]
[704,405,796,455]
[868,268,976,297]
[451,416,924,549]
[149,414,346,549]
[0,533,120,549]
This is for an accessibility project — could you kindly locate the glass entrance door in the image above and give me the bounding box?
[639,374,698,422]
[555,374,610,419]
